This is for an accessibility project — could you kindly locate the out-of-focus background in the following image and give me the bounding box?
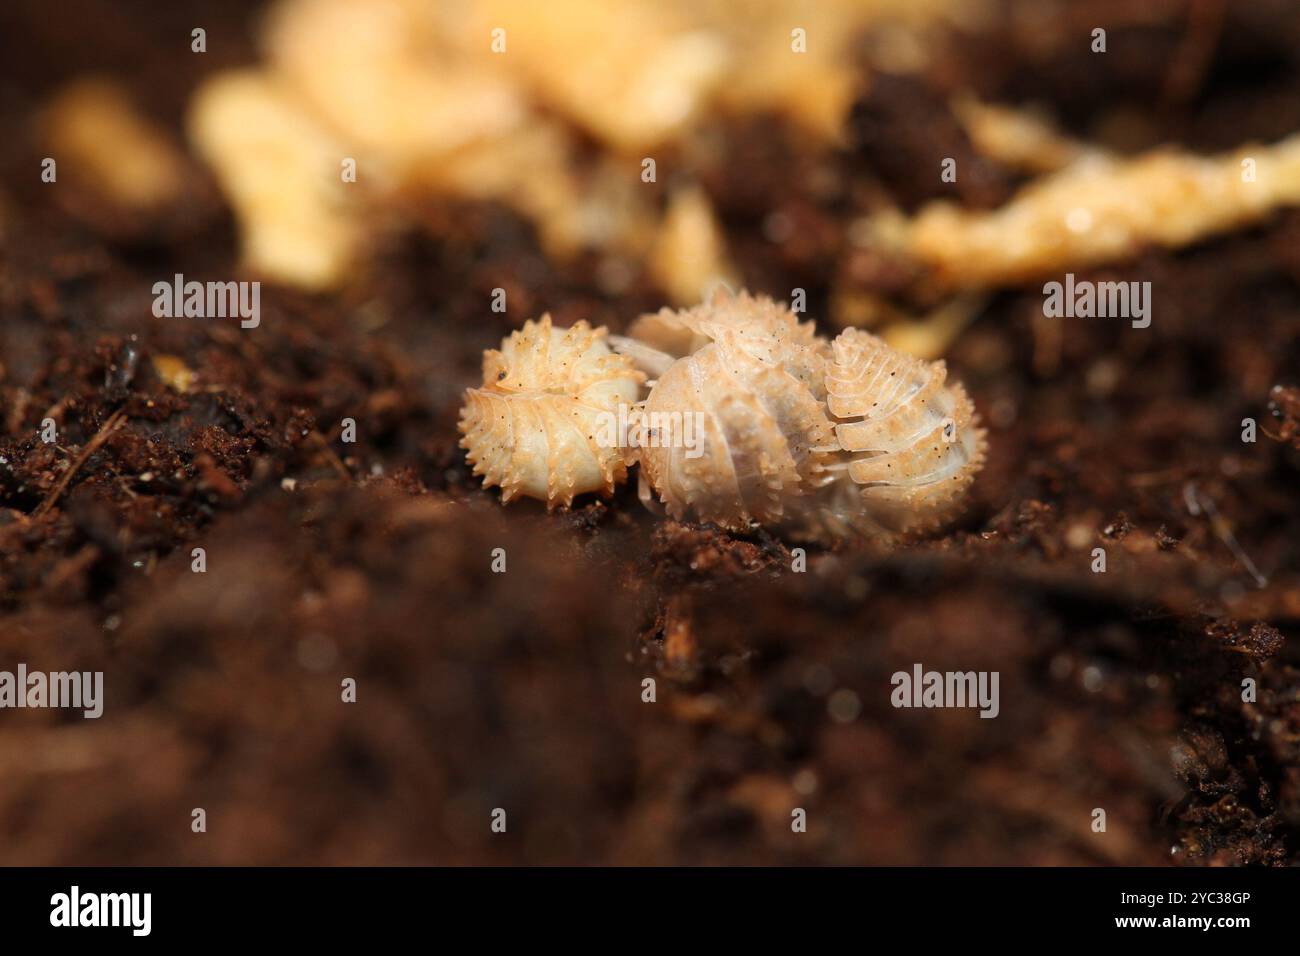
[0,0,1298,864]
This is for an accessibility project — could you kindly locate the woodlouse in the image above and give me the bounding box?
[618,291,837,529]
[458,314,645,508]
[813,325,986,539]
[461,292,985,541]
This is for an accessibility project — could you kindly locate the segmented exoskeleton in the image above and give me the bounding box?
[462,292,985,541]
[458,315,645,508]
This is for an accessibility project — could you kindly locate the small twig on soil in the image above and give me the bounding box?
[310,430,353,482]
[32,409,128,519]
[45,543,101,591]
[1183,481,1268,589]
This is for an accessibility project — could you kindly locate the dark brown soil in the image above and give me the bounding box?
[0,0,1297,865]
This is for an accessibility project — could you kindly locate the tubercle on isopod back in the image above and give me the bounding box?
[458,314,645,509]
[623,289,831,395]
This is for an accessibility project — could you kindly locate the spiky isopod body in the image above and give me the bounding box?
[458,315,644,508]
[624,292,837,527]
[623,291,829,389]
[814,327,987,539]
[619,293,986,542]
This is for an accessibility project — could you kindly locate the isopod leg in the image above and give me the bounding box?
[609,335,677,381]
[637,468,665,516]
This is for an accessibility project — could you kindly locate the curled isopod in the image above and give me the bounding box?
[616,290,837,528]
[813,327,987,539]
[615,291,986,541]
[459,314,645,508]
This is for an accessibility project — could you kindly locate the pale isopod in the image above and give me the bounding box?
[618,290,836,527]
[459,314,645,508]
[814,326,987,539]
[616,292,986,541]
[465,293,986,541]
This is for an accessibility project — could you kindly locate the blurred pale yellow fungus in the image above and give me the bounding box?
[186,0,974,288]
[187,71,363,290]
[264,0,527,163]
[891,134,1300,289]
[952,95,1084,174]
[829,288,891,331]
[829,290,982,361]
[697,0,980,139]
[465,0,730,153]
[880,295,985,360]
[650,187,738,306]
[151,355,198,392]
[41,78,186,210]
